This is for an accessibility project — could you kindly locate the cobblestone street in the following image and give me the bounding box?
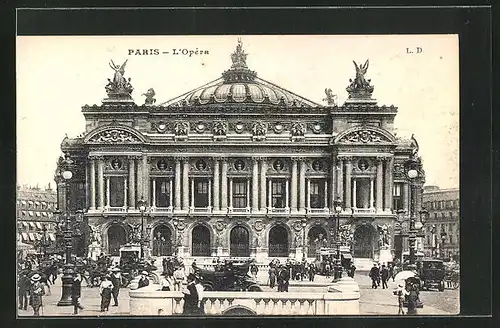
[18,270,459,316]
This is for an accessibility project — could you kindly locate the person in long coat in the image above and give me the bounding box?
[380,265,389,289]
[369,263,380,289]
[99,276,113,312]
[268,266,276,289]
[71,273,84,314]
[18,270,30,310]
[406,283,419,315]
[110,268,121,306]
[182,273,200,315]
[28,274,45,316]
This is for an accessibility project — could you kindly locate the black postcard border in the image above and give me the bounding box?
[4,6,493,328]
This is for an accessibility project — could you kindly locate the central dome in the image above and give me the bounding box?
[161,39,319,108]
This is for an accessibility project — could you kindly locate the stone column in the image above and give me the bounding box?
[221,159,228,211]
[299,159,306,212]
[403,183,410,213]
[259,159,267,211]
[252,158,259,211]
[268,179,272,209]
[337,158,344,203]
[142,155,149,205]
[106,177,110,207]
[213,158,220,211]
[307,179,311,209]
[174,158,181,210]
[229,178,233,209]
[376,158,383,211]
[246,178,251,209]
[285,179,289,210]
[352,178,357,208]
[128,157,136,209]
[182,158,190,211]
[169,179,173,208]
[190,179,195,209]
[370,178,374,209]
[208,179,212,209]
[124,177,128,208]
[290,158,298,212]
[136,156,144,200]
[384,157,394,211]
[89,157,96,210]
[97,157,105,209]
[345,158,352,208]
[152,179,156,207]
[330,157,336,208]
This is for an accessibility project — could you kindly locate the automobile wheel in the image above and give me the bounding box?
[247,284,262,292]
[439,281,445,292]
[203,283,213,291]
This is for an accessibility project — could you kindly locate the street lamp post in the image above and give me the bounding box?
[333,197,343,261]
[301,219,307,260]
[137,198,147,259]
[440,231,447,259]
[57,154,75,306]
[402,158,421,266]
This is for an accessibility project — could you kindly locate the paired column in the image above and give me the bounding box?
[403,183,410,213]
[228,179,233,209]
[213,158,220,211]
[124,177,128,208]
[252,158,259,211]
[299,159,306,212]
[369,178,374,209]
[259,159,267,211]
[345,158,352,208]
[352,178,357,208]
[174,158,181,210]
[330,157,337,208]
[142,155,149,204]
[376,158,383,210]
[182,158,190,211]
[290,158,298,212]
[220,159,228,211]
[136,156,144,200]
[384,157,394,211]
[128,157,136,209]
[106,177,110,207]
[152,179,156,207]
[89,157,96,210]
[97,157,105,209]
[337,158,344,204]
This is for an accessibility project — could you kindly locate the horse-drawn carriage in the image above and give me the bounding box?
[194,259,262,292]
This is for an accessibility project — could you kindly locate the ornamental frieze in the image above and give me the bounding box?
[87,129,142,144]
[338,129,391,143]
[252,121,267,141]
[174,121,189,137]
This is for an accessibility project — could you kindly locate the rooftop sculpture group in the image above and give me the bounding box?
[105,59,134,100]
[346,59,374,99]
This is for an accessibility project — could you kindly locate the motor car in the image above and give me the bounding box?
[418,258,446,292]
[194,260,262,292]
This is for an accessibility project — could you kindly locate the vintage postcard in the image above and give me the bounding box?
[16,34,459,317]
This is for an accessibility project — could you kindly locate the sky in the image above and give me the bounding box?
[16,35,459,190]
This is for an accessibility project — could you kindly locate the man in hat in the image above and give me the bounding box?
[28,273,45,316]
[369,263,380,289]
[110,267,121,306]
[182,273,200,315]
[71,272,84,314]
[18,270,30,311]
[394,283,408,315]
[99,275,113,312]
[380,264,389,289]
[138,271,150,289]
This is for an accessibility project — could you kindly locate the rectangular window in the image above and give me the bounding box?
[154,178,171,207]
[393,183,403,210]
[194,178,209,207]
[310,179,326,208]
[449,211,453,218]
[272,179,286,208]
[232,179,247,208]
[109,177,125,207]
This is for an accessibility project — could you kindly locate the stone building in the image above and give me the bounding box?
[422,186,459,261]
[56,40,424,265]
[16,185,58,251]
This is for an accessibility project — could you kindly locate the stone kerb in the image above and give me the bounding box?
[327,277,360,293]
[129,289,360,316]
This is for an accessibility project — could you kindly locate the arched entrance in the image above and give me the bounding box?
[308,226,328,257]
[353,224,376,258]
[152,225,173,256]
[268,225,289,257]
[230,226,250,257]
[108,225,127,256]
[192,225,211,256]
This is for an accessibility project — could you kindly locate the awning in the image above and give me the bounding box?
[28,233,36,241]
[41,201,47,206]
[28,201,34,205]
[17,233,22,241]
[22,222,29,228]
[35,233,42,241]
[35,212,41,217]
[21,232,29,241]
[48,233,56,241]
[35,222,42,229]
[42,212,48,217]
[35,201,40,205]
[22,211,27,216]
[28,211,34,216]
[29,222,36,229]
[21,200,27,205]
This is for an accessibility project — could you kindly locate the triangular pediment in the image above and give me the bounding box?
[334,126,396,144]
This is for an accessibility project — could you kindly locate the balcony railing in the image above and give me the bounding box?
[269,207,289,213]
[152,206,173,213]
[307,208,329,214]
[353,208,376,214]
[190,206,213,213]
[104,206,127,212]
[228,207,251,214]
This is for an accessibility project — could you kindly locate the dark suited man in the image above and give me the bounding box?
[71,273,84,314]
[369,263,380,289]
[110,268,121,306]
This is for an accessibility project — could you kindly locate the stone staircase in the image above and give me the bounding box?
[353,258,375,271]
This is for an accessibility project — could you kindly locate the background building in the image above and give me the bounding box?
[16,185,58,255]
[422,186,459,261]
[56,40,424,267]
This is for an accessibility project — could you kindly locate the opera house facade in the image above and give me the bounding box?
[56,40,424,266]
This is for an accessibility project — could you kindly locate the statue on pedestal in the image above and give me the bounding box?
[346,59,375,99]
[377,224,391,249]
[105,59,133,100]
